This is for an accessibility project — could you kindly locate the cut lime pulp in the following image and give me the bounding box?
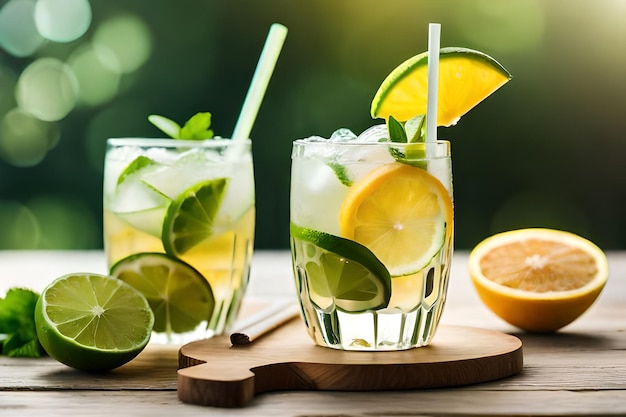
[162,178,228,256]
[290,223,391,313]
[34,273,154,372]
[110,252,215,335]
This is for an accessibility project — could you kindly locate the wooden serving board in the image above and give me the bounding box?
[177,319,523,408]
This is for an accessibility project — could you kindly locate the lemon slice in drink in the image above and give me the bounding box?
[110,252,215,334]
[371,47,512,126]
[291,223,391,312]
[469,228,608,332]
[162,178,228,256]
[339,162,453,276]
[34,273,154,372]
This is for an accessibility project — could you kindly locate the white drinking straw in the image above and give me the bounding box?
[425,23,441,144]
[232,23,288,140]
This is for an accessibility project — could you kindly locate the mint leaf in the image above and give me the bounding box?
[387,115,407,143]
[328,162,353,186]
[179,112,214,140]
[148,115,181,138]
[0,288,45,358]
[405,114,426,143]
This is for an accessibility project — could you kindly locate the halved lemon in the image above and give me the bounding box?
[371,47,512,126]
[469,228,608,332]
[339,162,453,276]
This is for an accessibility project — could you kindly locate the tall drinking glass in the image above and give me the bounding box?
[103,138,255,344]
[290,129,453,350]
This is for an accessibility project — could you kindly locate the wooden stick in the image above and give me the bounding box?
[230,302,300,346]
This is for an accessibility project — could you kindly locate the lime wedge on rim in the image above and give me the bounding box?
[34,273,154,372]
[371,47,512,126]
[291,223,391,313]
[110,252,215,334]
[162,178,228,256]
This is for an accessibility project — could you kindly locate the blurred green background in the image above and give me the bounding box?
[0,0,624,251]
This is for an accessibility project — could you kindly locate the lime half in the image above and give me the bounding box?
[291,223,391,312]
[162,178,228,256]
[110,252,215,334]
[34,273,154,372]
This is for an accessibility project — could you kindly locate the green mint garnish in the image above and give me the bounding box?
[148,112,215,140]
[0,288,45,358]
[386,114,428,169]
[328,162,353,187]
[387,115,407,143]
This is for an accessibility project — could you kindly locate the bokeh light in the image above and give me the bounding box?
[15,57,79,121]
[452,0,545,53]
[69,43,121,106]
[0,0,45,57]
[0,197,97,249]
[0,108,59,167]
[93,14,152,74]
[34,0,91,43]
[0,200,39,249]
[0,65,18,117]
[28,196,98,249]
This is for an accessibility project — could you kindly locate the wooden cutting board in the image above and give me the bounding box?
[177,319,523,408]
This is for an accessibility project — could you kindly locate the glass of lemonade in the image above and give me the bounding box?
[103,138,255,344]
[290,126,453,350]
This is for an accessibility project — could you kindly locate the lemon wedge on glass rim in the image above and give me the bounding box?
[371,47,512,126]
[469,228,608,332]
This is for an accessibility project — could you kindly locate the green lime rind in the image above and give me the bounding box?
[116,155,158,186]
[110,252,215,334]
[290,222,391,313]
[388,143,428,170]
[162,178,229,256]
[371,46,512,120]
[34,273,154,372]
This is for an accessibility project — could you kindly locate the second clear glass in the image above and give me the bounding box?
[103,138,255,344]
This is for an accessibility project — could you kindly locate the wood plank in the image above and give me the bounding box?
[2,390,626,416]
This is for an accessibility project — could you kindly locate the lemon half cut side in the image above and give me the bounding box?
[469,228,608,332]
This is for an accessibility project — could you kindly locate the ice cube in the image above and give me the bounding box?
[356,124,389,143]
[329,128,357,142]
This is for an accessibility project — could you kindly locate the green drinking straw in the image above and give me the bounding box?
[232,23,288,140]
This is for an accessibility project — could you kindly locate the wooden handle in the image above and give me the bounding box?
[230,302,300,346]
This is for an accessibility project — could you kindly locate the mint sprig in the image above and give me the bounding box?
[386,114,428,169]
[148,112,215,140]
[0,288,45,358]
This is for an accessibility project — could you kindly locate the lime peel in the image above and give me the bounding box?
[290,222,391,313]
[34,273,154,372]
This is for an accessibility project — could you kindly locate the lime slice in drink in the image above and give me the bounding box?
[291,223,391,313]
[371,47,512,126]
[162,178,228,256]
[116,155,158,186]
[34,273,154,372]
[112,156,170,238]
[110,252,215,334]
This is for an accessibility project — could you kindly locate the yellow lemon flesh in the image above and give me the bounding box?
[339,163,453,276]
[371,47,512,126]
[469,228,608,332]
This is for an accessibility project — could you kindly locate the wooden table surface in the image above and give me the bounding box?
[1,250,625,416]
